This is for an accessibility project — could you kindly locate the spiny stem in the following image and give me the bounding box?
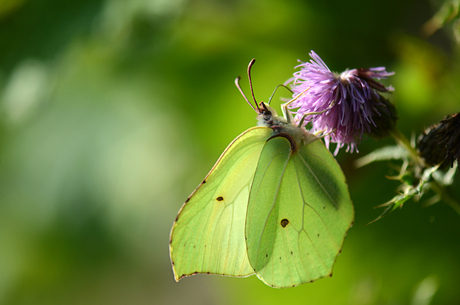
[391,128,460,215]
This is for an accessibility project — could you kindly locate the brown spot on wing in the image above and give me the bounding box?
[280,218,289,228]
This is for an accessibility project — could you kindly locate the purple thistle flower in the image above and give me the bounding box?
[288,51,396,154]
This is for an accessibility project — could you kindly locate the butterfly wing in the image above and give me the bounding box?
[245,135,354,288]
[170,127,273,281]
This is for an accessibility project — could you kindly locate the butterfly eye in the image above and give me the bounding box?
[260,102,272,115]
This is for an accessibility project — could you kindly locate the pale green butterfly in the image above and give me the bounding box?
[169,60,354,288]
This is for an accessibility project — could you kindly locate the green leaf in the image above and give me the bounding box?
[355,145,408,168]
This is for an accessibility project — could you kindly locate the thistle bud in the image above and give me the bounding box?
[418,113,460,167]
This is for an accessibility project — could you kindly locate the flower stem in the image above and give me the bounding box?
[391,128,460,215]
[390,128,421,164]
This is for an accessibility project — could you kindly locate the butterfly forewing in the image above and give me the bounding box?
[170,127,273,281]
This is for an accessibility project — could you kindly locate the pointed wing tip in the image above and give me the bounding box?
[171,264,178,282]
[170,260,188,282]
[174,272,190,282]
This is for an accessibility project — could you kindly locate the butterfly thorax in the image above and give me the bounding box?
[256,102,317,151]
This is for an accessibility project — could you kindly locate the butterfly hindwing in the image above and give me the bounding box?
[246,135,354,288]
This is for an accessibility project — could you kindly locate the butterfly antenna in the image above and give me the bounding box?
[235,76,256,112]
[268,84,293,105]
[247,59,260,111]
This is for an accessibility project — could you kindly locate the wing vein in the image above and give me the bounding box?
[296,154,341,250]
[293,160,329,274]
[297,153,338,208]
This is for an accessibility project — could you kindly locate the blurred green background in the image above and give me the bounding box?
[1,0,460,304]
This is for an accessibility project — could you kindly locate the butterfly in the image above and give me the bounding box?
[169,59,354,288]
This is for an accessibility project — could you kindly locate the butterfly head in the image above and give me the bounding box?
[256,102,281,127]
[235,59,301,133]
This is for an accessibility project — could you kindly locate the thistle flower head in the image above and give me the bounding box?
[418,113,460,167]
[288,51,396,154]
